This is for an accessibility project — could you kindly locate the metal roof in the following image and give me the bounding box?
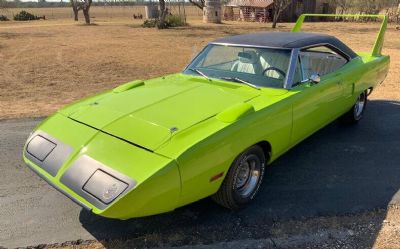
[226,0,274,8]
[211,32,358,58]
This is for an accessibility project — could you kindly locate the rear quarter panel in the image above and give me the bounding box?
[355,53,390,94]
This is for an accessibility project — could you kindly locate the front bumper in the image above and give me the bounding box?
[22,114,181,219]
[25,160,92,211]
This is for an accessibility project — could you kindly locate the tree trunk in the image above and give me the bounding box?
[83,8,90,24]
[271,0,291,29]
[158,0,167,29]
[272,10,280,28]
[70,0,79,21]
[73,8,78,21]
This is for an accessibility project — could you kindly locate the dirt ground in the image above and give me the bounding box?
[1,9,400,249]
[24,207,400,249]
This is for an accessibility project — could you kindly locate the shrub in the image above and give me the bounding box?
[142,19,158,28]
[0,15,9,21]
[13,11,40,21]
[142,15,186,29]
[165,15,185,27]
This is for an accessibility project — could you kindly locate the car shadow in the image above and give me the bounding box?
[79,99,400,248]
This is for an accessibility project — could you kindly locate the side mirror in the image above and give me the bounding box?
[309,73,321,84]
[298,73,321,87]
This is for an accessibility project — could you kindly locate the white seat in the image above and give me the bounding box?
[259,51,290,79]
[231,51,262,74]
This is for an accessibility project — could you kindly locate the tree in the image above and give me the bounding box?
[0,0,6,9]
[70,0,92,24]
[333,0,353,14]
[188,0,205,10]
[38,0,46,7]
[81,0,92,24]
[272,0,291,29]
[158,0,167,28]
[70,0,79,21]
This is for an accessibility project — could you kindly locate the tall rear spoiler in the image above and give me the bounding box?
[292,14,388,56]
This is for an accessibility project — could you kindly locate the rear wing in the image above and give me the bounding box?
[292,14,388,56]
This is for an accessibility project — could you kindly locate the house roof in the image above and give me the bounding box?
[226,0,274,8]
[211,32,358,59]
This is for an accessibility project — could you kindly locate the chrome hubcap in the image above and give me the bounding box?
[235,155,261,198]
[354,93,366,119]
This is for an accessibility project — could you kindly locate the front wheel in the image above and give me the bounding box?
[212,145,266,210]
[340,90,368,124]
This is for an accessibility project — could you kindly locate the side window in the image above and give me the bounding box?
[299,46,348,79]
[293,57,303,85]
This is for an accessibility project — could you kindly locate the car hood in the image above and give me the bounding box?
[64,74,259,151]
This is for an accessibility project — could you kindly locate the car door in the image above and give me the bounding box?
[289,45,349,146]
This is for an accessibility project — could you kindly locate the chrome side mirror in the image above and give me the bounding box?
[298,73,321,87]
[309,73,321,84]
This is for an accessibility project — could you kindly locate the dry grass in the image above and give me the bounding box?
[0,11,399,120]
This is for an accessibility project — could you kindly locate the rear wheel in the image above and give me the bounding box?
[340,90,368,124]
[212,145,266,209]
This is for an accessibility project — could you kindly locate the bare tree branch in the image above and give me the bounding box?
[188,0,205,10]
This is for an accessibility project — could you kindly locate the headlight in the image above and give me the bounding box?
[24,131,73,177]
[83,170,128,204]
[26,135,56,161]
[60,155,136,209]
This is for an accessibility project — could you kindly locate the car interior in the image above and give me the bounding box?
[230,50,289,80]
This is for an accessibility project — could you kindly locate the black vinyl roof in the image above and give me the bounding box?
[211,32,358,59]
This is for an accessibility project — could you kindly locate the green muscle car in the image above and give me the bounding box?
[23,14,390,219]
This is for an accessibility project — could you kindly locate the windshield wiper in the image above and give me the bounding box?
[220,77,260,90]
[189,68,212,81]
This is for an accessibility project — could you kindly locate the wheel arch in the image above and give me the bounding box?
[367,87,374,96]
[255,140,272,163]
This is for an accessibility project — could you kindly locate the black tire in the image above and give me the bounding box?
[212,145,266,210]
[340,90,368,124]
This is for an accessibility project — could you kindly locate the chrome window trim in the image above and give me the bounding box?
[299,43,353,62]
[183,45,209,72]
[284,48,300,89]
[210,42,294,50]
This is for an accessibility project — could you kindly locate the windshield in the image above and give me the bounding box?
[183,44,294,89]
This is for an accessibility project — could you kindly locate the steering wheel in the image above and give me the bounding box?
[262,67,286,78]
